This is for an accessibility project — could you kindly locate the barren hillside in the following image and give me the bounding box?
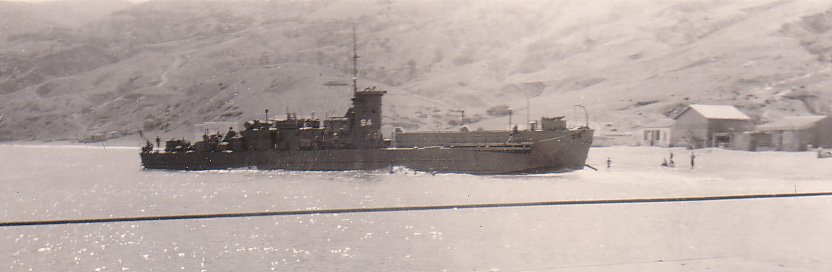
[1,0,832,141]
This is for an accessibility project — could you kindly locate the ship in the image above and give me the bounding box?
[140,29,593,174]
[140,86,593,174]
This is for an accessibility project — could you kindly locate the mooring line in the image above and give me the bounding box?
[1,192,831,227]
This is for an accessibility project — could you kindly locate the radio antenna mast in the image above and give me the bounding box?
[526,91,530,130]
[352,24,359,93]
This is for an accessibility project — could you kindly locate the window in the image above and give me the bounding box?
[644,130,661,141]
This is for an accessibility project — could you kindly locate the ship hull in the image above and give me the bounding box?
[141,129,593,175]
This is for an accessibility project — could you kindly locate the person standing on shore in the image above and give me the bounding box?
[690,153,696,169]
[669,151,675,167]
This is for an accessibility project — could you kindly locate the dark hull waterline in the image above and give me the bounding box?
[142,129,593,175]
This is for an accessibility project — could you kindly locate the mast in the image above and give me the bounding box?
[352,24,358,93]
[526,92,530,130]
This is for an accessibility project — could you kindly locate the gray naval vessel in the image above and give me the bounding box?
[141,28,592,174]
[140,86,594,174]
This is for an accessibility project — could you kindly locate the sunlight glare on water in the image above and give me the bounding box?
[0,144,831,271]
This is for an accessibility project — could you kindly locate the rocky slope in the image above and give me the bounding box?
[2,0,832,142]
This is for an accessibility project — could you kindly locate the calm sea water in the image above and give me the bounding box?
[1,144,830,271]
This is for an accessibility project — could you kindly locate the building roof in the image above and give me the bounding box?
[641,118,675,128]
[756,115,828,131]
[674,104,751,120]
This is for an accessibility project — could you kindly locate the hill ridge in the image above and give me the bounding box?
[1,0,832,142]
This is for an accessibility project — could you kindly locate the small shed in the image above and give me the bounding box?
[670,104,754,149]
[635,119,674,147]
[755,115,832,151]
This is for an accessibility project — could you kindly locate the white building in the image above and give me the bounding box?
[635,119,674,147]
